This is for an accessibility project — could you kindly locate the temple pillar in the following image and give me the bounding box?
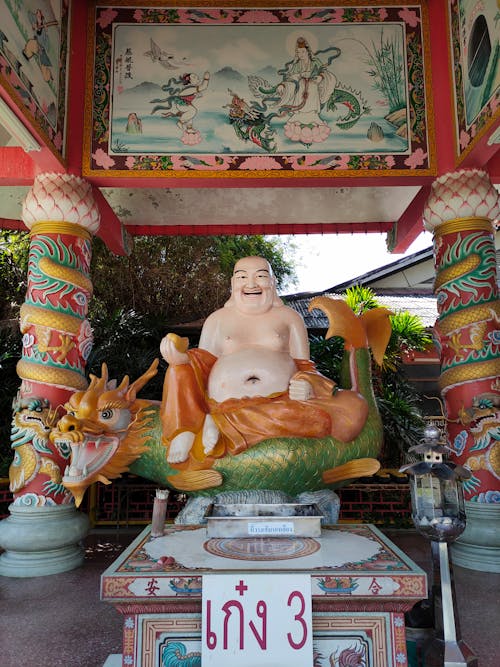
[0,173,100,576]
[423,168,500,572]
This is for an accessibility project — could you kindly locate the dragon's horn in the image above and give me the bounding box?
[126,358,159,401]
[94,364,110,393]
[359,308,393,366]
[309,297,367,348]
[116,374,130,395]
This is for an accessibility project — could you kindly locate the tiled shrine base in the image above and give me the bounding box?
[101,524,427,667]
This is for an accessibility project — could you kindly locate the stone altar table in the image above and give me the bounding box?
[101,524,427,667]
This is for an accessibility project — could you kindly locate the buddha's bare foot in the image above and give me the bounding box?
[168,431,195,463]
[202,414,219,454]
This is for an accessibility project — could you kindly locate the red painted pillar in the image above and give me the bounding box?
[423,168,500,571]
[10,173,100,505]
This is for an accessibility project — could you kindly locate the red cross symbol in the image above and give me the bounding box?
[235,579,248,596]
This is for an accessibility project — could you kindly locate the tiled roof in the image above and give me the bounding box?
[285,292,439,328]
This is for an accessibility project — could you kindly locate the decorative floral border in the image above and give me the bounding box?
[449,0,500,162]
[83,1,434,178]
[0,0,69,161]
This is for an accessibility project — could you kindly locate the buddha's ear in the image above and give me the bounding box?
[270,274,283,306]
[224,275,237,307]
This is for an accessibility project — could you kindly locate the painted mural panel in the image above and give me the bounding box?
[0,0,69,158]
[84,2,434,178]
[450,0,500,160]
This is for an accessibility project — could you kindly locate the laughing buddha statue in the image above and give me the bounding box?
[159,256,369,468]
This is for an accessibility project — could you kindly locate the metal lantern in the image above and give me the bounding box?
[400,424,478,667]
[401,424,471,543]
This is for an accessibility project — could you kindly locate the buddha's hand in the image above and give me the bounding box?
[288,378,313,401]
[160,333,190,366]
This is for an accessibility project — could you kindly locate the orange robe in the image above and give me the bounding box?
[160,349,368,464]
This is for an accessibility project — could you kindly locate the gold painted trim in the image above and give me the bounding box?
[439,302,500,335]
[82,166,438,180]
[439,360,500,391]
[16,359,88,390]
[433,218,493,238]
[29,222,92,240]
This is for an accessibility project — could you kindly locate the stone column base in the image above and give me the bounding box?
[0,503,90,577]
[450,501,500,573]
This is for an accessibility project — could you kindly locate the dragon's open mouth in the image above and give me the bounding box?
[22,414,51,431]
[62,435,120,483]
[470,413,499,433]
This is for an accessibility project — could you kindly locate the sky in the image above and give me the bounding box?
[280,230,434,294]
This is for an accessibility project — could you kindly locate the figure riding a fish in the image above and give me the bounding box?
[50,256,391,506]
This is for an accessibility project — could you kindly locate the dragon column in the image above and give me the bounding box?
[18,173,99,410]
[0,173,100,577]
[423,168,500,572]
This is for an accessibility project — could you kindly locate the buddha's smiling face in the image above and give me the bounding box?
[231,257,276,314]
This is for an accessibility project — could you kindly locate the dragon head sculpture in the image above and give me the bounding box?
[51,359,159,506]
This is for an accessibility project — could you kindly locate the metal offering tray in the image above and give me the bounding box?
[204,503,323,538]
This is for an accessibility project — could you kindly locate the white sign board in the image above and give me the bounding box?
[202,573,313,667]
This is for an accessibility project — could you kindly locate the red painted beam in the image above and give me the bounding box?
[0,89,65,174]
[487,151,500,182]
[92,187,129,255]
[0,147,35,184]
[65,0,88,177]
[389,186,431,253]
[0,217,26,230]
[0,216,393,240]
[428,0,456,175]
[458,120,500,170]
[124,222,393,237]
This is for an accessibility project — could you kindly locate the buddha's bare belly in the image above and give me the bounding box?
[208,347,298,403]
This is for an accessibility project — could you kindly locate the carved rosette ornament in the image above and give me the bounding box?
[11,173,100,505]
[423,169,500,502]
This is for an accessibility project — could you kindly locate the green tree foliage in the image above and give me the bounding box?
[0,326,22,476]
[90,234,296,323]
[0,231,30,320]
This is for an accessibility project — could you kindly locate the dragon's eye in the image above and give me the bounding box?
[100,409,114,420]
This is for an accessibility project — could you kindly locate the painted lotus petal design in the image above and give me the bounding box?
[22,174,101,233]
